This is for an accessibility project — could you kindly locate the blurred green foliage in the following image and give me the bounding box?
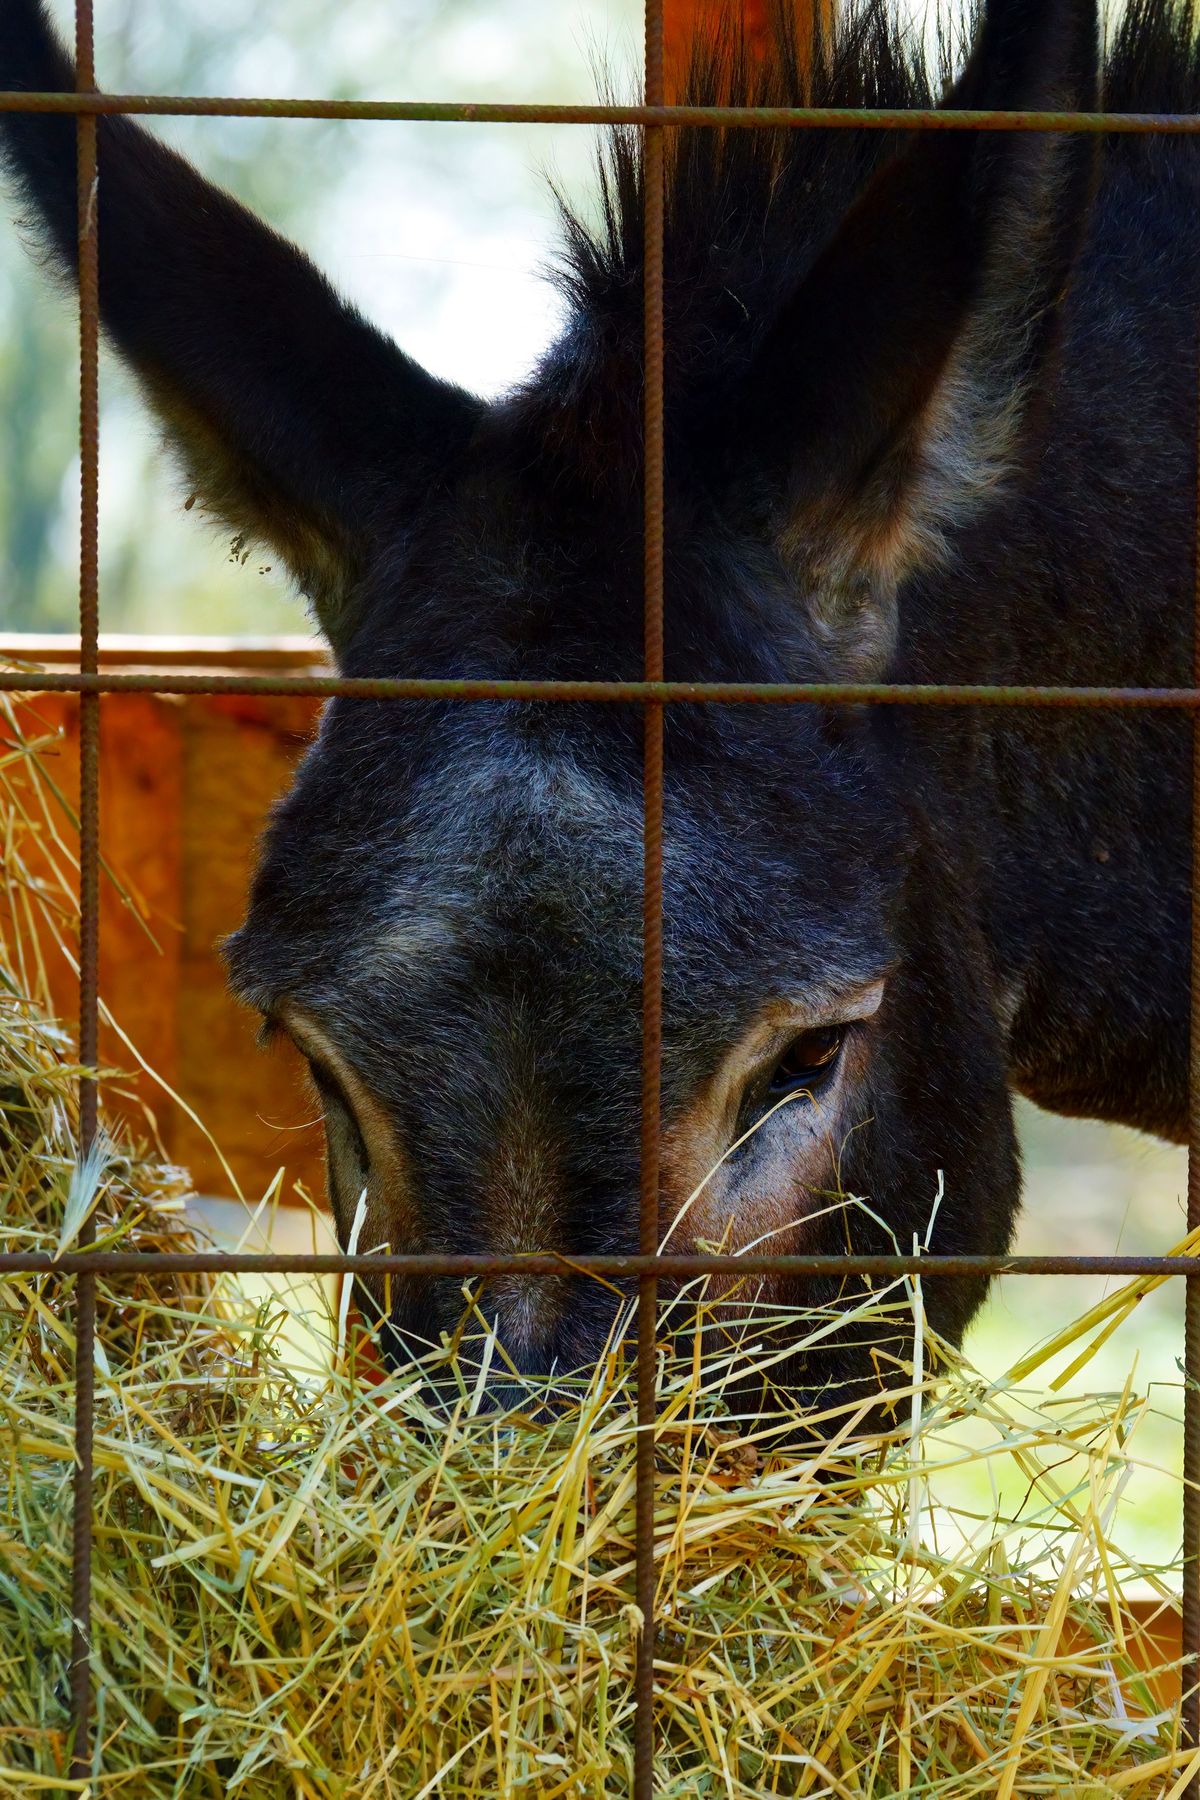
[967,1102,1187,1569]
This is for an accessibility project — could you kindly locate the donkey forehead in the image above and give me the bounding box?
[230,723,896,1034]
[347,749,649,972]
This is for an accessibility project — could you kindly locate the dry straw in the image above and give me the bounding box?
[0,686,1193,1798]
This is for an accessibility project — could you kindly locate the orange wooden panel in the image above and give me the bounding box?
[1126,1598,1184,1710]
[4,668,326,1204]
[174,691,326,1201]
[1063,1597,1182,1712]
[664,0,831,92]
[96,695,184,1111]
[5,691,178,1137]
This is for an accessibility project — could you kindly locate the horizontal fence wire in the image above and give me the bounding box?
[12,1251,1200,1278]
[1,32,1194,1796]
[4,669,1200,705]
[3,93,1200,131]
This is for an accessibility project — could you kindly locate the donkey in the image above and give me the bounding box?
[0,0,1193,1417]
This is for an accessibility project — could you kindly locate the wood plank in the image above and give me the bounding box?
[3,691,184,1152]
[175,690,324,1202]
[1,632,326,669]
[664,0,830,88]
[2,668,325,1204]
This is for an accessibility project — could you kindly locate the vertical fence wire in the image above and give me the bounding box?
[68,0,100,1781]
[634,0,666,1793]
[1184,325,1200,1794]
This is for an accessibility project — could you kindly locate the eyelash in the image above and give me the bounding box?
[734,1025,851,1139]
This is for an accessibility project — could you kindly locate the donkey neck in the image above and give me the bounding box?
[892,162,1197,1142]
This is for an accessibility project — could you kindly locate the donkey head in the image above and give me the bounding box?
[0,0,1098,1417]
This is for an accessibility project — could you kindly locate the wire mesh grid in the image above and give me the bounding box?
[0,0,1198,1792]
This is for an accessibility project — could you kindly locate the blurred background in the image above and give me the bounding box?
[0,0,1187,1565]
[4,0,645,632]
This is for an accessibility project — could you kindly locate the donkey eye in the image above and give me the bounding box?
[767,1026,847,1098]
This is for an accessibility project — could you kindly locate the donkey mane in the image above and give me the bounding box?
[544,0,1200,442]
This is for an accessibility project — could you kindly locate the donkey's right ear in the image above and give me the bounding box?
[0,0,482,652]
[735,0,1098,680]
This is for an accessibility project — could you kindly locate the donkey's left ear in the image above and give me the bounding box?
[738,0,1099,678]
[0,0,484,656]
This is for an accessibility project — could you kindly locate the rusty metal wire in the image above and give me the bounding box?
[68,0,99,1784]
[4,1249,1200,1278]
[1183,306,1200,1787]
[3,92,1200,131]
[4,669,1200,705]
[635,2,666,1790]
[2,16,1192,1795]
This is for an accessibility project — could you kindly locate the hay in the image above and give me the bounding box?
[0,687,1192,1799]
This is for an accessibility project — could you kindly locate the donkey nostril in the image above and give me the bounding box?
[379,1274,625,1415]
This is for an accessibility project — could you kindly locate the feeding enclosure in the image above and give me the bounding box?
[3,0,1200,1793]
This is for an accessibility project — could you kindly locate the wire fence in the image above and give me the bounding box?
[0,1,1198,1793]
